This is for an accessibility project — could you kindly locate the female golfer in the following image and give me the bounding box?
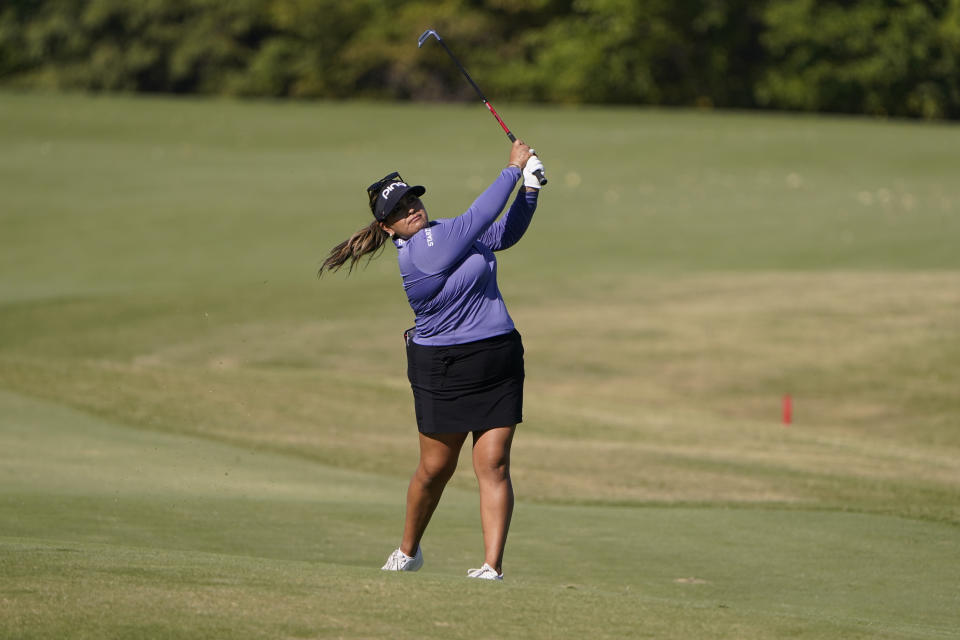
[319,140,544,580]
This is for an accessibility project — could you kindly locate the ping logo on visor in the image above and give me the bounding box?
[381,181,409,200]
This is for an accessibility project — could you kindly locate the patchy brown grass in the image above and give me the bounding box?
[2,271,957,521]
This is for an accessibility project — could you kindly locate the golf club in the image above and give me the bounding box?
[418,28,547,185]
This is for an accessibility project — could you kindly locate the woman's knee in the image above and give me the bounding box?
[472,426,514,470]
[417,455,458,485]
[415,431,466,485]
[474,455,510,483]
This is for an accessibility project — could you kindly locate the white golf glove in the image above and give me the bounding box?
[523,153,545,189]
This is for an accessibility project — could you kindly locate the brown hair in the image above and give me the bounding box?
[318,220,390,277]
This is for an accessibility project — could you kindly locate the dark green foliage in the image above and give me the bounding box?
[758,0,960,119]
[1,0,958,118]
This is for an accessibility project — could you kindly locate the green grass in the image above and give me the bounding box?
[1,92,959,638]
[3,391,957,640]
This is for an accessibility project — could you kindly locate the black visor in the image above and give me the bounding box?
[367,172,426,222]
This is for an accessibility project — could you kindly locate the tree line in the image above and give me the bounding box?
[1,0,958,119]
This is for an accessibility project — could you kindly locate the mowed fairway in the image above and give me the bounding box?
[1,92,958,639]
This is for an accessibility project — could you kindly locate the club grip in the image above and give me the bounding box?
[506,131,547,185]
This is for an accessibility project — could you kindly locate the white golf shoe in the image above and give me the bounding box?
[466,563,503,580]
[381,546,423,571]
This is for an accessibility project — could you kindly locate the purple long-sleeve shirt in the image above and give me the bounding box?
[393,167,539,346]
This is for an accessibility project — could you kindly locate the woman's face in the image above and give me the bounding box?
[381,193,428,239]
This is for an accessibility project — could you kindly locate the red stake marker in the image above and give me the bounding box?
[782,394,793,426]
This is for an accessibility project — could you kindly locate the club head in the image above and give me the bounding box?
[418,29,440,48]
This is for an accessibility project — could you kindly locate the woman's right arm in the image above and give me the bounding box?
[410,142,534,274]
[409,178,517,275]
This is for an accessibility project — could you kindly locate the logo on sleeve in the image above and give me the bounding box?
[424,227,434,247]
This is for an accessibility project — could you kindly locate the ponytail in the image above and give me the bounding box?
[318,220,390,277]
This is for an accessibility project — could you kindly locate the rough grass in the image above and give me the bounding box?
[2,272,957,522]
[2,393,958,640]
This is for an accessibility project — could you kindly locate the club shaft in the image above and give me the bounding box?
[437,39,489,102]
[426,31,547,185]
[436,38,516,139]
[484,102,515,140]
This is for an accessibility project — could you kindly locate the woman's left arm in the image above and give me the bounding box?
[478,187,539,251]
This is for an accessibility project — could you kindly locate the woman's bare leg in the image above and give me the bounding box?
[471,425,516,573]
[399,431,468,556]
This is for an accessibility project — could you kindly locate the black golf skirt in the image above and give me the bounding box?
[406,329,524,434]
